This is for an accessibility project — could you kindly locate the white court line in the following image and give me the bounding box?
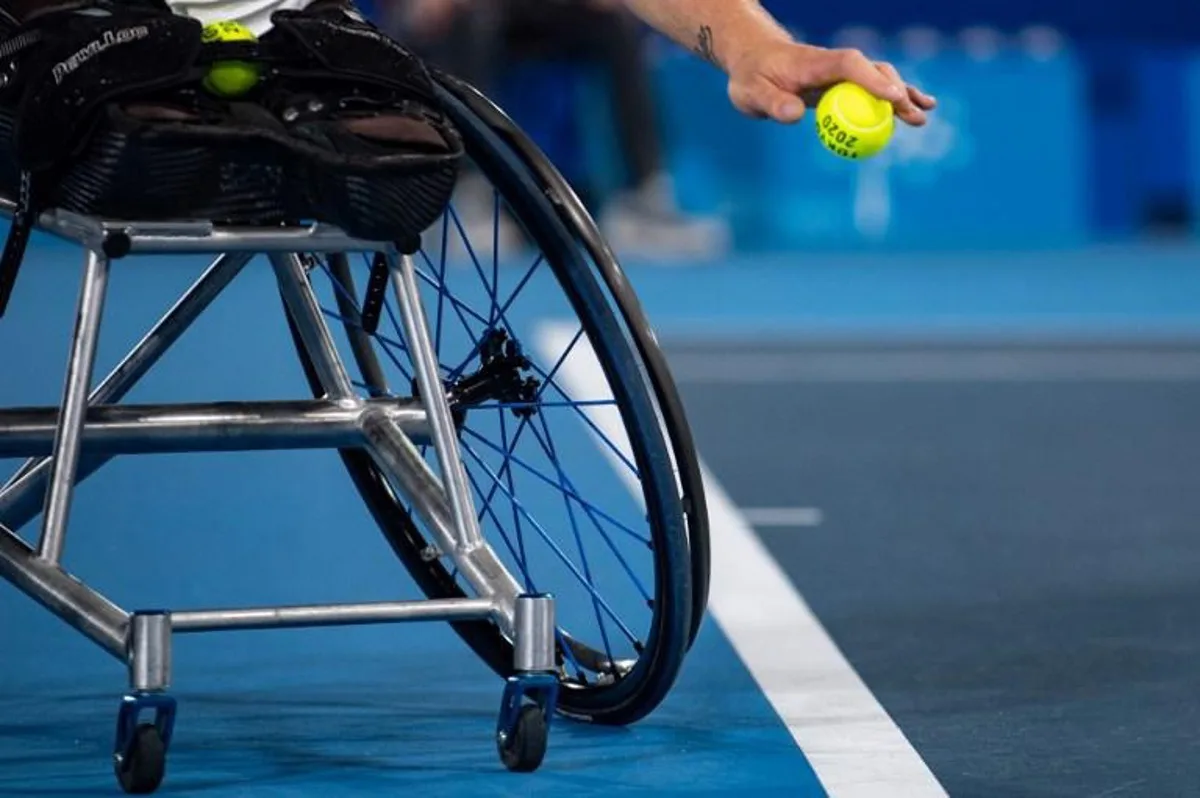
[539,322,947,798]
[742,507,825,528]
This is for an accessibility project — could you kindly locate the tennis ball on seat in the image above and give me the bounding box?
[815,82,895,160]
[201,21,261,99]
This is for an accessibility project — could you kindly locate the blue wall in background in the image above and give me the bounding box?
[493,34,1200,252]
[762,0,1199,44]
[1189,56,1200,237]
[654,45,1090,251]
[368,0,1200,253]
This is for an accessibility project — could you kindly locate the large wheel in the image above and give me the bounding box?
[290,76,709,726]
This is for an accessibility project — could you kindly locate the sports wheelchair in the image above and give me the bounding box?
[0,73,710,793]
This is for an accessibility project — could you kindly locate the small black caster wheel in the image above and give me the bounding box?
[498,704,548,772]
[114,723,166,795]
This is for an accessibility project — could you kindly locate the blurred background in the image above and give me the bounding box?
[2,3,1199,795]
[367,0,1200,259]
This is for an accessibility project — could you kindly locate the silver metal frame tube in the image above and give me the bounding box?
[31,207,391,255]
[388,252,486,552]
[37,250,110,564]
[0,254,251,529]
[513,595,556,673]
[0,208,540,674]
[129,613,172,692]
[0,522,128,658]
[0,399,429,457]
[270,253,357,399]
[359,408,522,635]
[171,598,497,632]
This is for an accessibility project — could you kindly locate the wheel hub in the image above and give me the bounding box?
[419,329,540,422]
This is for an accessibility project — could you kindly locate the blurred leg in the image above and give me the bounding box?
[507,0,660,191]
[405,5,524,256]
[506,0,730,259]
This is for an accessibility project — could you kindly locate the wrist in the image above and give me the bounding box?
[721,26,792,75]
[704,5,794,75]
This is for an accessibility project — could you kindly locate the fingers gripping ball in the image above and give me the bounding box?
[201,21,261,98]
[815,82,895,160]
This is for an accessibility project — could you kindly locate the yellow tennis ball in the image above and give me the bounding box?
[815,82,895,160]
[201,21,261,99]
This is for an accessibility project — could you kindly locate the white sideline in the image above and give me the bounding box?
[538,321,947,798]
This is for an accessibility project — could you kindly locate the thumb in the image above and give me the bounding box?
[729,77,807,124]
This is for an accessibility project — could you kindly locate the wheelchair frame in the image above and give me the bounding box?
[0,198,560,788]
[0,72,714,791]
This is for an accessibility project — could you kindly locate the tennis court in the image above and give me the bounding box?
[1,242,1196,796]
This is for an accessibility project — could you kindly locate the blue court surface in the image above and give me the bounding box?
[2,238,1198,796]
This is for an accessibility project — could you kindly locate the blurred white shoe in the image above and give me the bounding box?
[599,173,731,263]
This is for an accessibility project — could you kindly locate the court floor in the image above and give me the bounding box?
[669,336,1200,798]
[0,241,1197,796]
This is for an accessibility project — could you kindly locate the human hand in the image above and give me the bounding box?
[726,41,936,126]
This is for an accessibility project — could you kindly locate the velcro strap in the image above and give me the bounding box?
[13,7,203,171]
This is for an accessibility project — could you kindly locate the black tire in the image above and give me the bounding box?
[498,704,549,773]
[434,76,711,646]
[114,724,166,795]
[290,77,706,726]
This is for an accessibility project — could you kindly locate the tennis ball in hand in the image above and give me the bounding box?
[201,21,261,98]
[815,82,895,160]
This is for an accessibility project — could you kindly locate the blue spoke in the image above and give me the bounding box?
[525,358,639,477]
[435,208,451,356]
[555,629,586,680]
[319,260,367,315]
[489,252,543,325]
[530,414,651,603]
[381,297,413,373]
[447,253,546,381]
[447,204,487,280]
[531,326,586,403]
[317,307,413,384]
[472,400,618,411]
[414,266,489,328]
[462,459,596,685]
[460,441,640,645]
[461,324,587,515]
[318,257,413,381]
[317,259,410,354]
[462,460,532,590]
[530,412,618,667]
[416,253,485,355]
[472,413,533,531]
[490,189,502,324]
[446,202,500,328]
[371,333,416,386]
[497,408,529,577]
[461,427,650,546]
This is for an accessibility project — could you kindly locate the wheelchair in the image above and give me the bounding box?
[0,73,710,793]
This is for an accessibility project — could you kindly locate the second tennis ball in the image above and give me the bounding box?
[201,21,261,99]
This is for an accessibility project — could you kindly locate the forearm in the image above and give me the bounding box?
[620,0,792,72]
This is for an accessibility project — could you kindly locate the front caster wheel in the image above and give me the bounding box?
[498,703,549,773]
[114,723,166,794]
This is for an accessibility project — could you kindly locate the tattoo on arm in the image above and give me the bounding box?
[695,25,718,65]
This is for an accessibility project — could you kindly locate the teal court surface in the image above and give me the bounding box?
[2,237,1199,797]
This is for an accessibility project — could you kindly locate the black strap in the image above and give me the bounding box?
[0,169,40,318]
[359,252,389,335]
